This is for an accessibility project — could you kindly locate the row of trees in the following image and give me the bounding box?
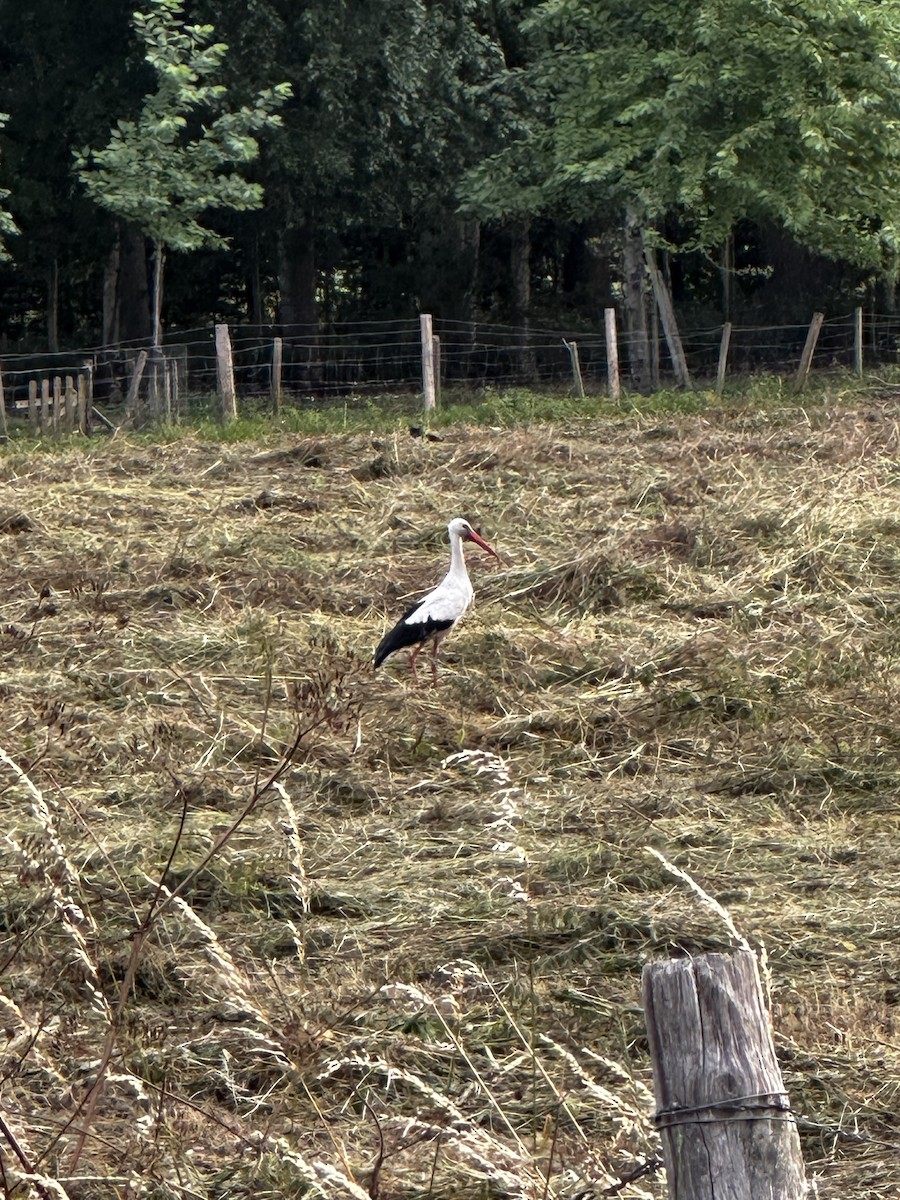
[1,0,900,378]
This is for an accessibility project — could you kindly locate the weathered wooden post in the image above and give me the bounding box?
[167,358,179,422]
[644,244,692,389]
[562,338,585,398]
[642,950,808,1200]
[52,376,62,432]
[41,379,50,432]
[272,336,283,416]
[64,376,76,433]
[794,312,824,393]
[81,361,93,436]
[716,322,732,397]
[215,323,238,422]
[854,306,864,377]
[420,313,436,413]
[28,380,38,435]
[125,350,149,424]
[604,307,621,402]
[432,334,442,407]
[76,374,89,435]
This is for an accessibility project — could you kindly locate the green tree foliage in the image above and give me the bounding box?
[75,0,289,343]
[205,0,511,322]
[470,0,900,268]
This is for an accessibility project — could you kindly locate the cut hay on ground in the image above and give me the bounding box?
[0,394,899,1197]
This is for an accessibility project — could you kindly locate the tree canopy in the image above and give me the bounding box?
[0,0,898,350]
[469,0,900,268]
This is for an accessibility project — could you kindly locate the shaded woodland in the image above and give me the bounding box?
[0,0,896,367]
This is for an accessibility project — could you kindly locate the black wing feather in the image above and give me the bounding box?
[374,601,454,667]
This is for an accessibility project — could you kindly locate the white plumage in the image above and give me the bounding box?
[374,517,499,682]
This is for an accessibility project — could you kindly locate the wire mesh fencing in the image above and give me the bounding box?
[1,309,897,426]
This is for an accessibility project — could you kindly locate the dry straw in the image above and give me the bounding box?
[0,397,899,1195]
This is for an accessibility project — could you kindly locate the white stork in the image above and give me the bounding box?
[374,517,500,683]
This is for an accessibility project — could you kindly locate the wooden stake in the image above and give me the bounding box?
[64,376,76,433]
[167,359,179,422]
[432,334,442,407]
[604,308,621,402]
[272,336,283,416]
[77,374,88,435]
[28,380,38,435]
[716,322,732,397]
[854,306,863,376]
[52,377,61,432]
[125,350,149,422]
[215,323,238,422]
[794,311,825,393]
[643,951,807,1200]
[41,379,51,432]
[420,314,436,412]
[644,244,692,389]
[82,361,94,436]
[162,356,172,423]
[562,338,585,398]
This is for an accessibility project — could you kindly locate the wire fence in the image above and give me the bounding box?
[2,310,899,418]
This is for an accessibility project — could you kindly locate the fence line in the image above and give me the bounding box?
[1,309,898,424]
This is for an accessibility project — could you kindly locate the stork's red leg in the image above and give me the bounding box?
[409,644,422,683]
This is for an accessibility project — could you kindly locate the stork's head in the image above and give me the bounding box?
[448,517,500,560]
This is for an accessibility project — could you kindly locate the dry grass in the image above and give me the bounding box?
[1,389,900,1197]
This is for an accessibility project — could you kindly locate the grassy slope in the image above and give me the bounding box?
[0,382,899,1198]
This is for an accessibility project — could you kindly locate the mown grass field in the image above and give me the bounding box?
[1,380,899,1199]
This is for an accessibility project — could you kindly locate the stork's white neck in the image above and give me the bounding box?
[448,529,469,579]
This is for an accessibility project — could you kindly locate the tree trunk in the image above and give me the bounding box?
[47,258,59,353]
[720,232,734,322]
[278,225,318,328]
[151,240,164,352]
[247,235,265,326]
[278,225,318,390]
[102,231,121,347]
[622,206,652,392]
[117,224,152,344]
[510,218,535,379]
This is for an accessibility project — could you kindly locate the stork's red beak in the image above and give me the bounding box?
[466,528,500,562]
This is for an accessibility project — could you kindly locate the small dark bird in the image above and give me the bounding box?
[374,517,500,683]
[409,425,444,442]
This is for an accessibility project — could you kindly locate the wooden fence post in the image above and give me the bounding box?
[715,322,732,397]
[432,334,442,407]
[28,381,38,435]
[642,950,807,1200]
[125,350,149,423]
[644,244,692,389]
[272,336,283,416]
[854,306,864,377]
[604,308,621,402]
[41,379,50,432]
[77,374,88,435]
[794,312,824,393]
[420,314,436,412]
[167,358,180,422]
[562,338,585,398]
[215,323,238,422]
[81,362,93,436]
[64,376,76,433]
[52,376,62,432]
